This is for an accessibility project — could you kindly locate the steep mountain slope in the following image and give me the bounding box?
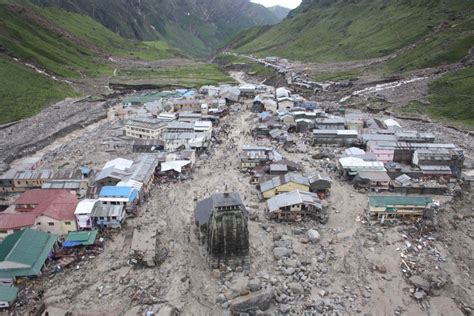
[31,0,279,56]
[0,1,230,124]
[229,0,474,65]
[268,5,290,21]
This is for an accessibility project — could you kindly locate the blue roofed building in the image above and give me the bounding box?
[98,186,139,214]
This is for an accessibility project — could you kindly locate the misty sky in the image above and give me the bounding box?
[251,0,302,9]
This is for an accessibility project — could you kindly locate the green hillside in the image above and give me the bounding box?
[401,68,474,129]
[0,2,229,124]
[230,0,474,64]
[0,3,180,78]
[31,0,280,57]
[0,59,77,124]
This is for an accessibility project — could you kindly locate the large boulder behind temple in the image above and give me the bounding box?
[230,286,275,313]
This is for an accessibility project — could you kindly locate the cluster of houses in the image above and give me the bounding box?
[0,79,469,307]
[0,84,257,307]
[247,86,467,223]
[239,145,331,224]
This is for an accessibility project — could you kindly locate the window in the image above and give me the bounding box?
[48,222,55,226]
[64,221,71,225]
[111,216,117,220]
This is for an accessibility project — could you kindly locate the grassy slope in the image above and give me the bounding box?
[0,59,77,124]
[38,7,183,61]
[114,64,234,88]
[232,0,472,62]
[0,2,228,124]
[400,68,474,129]
[384,14,474,73]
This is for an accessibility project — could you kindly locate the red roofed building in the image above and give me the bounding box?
[0,213,36,239]
[10,189,78,236]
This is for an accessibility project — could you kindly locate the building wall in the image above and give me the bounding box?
[263,182,309,199]
[372,149,394,163]
[35,215,76,235]
[241,161,259,169]
[93,210,126,227]
[125,125,163,139]
[278,101,294,110]
[13,179,44,189]
[281,116,295,124]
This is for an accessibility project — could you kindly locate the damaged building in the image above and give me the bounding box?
[194,192,249,269]
[266,190,328,223]
[367,195,435,221]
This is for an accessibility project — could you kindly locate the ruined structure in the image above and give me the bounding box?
[194,192,249,268]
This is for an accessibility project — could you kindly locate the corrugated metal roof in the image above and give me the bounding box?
[92,205,124,217]
[126,117,164,130]
[64,230,98,246]
[0,229,57,278]
[160,160,191,173]
[0,285,18,303]
[267,190,322,213]
[260,173,309,193]
[74,199,99,215]
[103,158,133,171]
[368,195,433,207]
[344,147,366,155]
[357,171,391,182]
[99,186,137,201]
[41,180,82,190]
[0,213,36,230]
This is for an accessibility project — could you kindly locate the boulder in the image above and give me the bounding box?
[413,290,426,300]
[288,282,304,295]
[216,293,227,304]
[307,229,320,243]
[230,287,275,313]
[274,239,293,249]
[273,247,292,260]
[248,278,262,292]
[409,275,430,291]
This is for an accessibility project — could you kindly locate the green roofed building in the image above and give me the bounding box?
[0,284,18,308]
[0,228,57,281]
[63,230,98,248]
[368,195,433,221]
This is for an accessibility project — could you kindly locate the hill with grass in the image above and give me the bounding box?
[31,0,280,57]
[229,0,474,67]
[0,1,232,124]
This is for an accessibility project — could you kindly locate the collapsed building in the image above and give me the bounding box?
[266,190,328,223]
[194,192,249,269]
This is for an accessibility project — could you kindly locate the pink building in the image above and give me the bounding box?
[371,148,394,163]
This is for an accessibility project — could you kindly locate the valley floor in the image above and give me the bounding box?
[3,72,472,315]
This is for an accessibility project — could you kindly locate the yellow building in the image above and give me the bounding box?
[260,173,310,199]
[35,214,77,235]
[125,117,166,139]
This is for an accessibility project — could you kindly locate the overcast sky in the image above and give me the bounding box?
[251,0,302,9]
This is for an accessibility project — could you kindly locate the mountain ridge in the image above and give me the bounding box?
[268,5,291,21]
[30,0,280,57]
[228,0,474,66]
